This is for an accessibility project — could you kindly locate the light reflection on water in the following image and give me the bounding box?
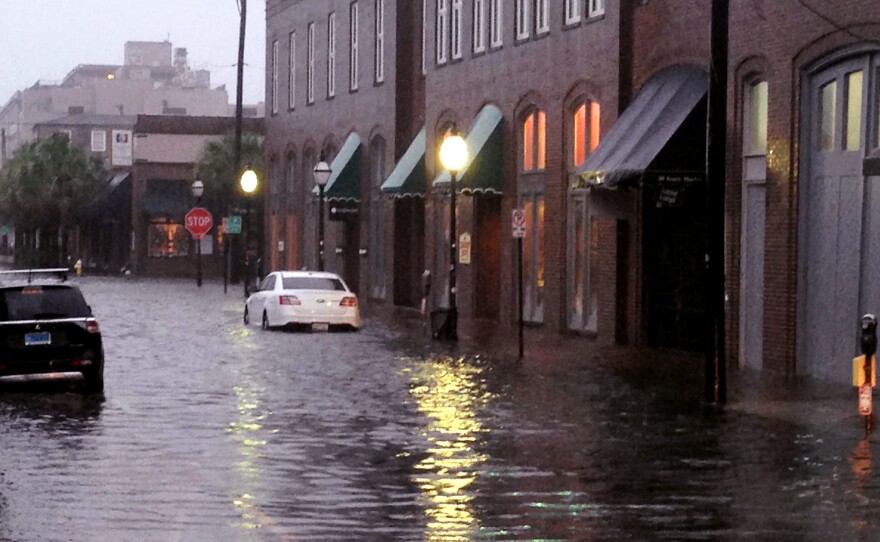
[405,355,493,541]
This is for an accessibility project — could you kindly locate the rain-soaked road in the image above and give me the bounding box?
[1,276,880,541]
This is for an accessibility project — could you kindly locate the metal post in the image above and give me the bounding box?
[196,196,203,288]
[705,0,728,404]
[232,0,247,287]
[448,171,458,340]
[318,184,325,271]
[244,197,251,297]
[517,236,524,359]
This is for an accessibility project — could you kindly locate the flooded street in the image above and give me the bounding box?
[1,276,879,541]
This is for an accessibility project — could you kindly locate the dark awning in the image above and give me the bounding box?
[575,65,708,189]
[433,104,504,194]
[381,127,426,197]
[866,148,880,176]
[143,179,189,217]
[318,132,361,202]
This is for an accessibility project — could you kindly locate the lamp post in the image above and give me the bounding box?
[191,179,205,287]
[438,128,468,341]
[240,166,258,296]
[313,159,332,271]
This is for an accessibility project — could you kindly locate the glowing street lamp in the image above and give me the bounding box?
[438,128,468,341]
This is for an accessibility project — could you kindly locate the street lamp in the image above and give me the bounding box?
[240,166,258,296]
[313,158,332,271]
[191,179,205,287]
[438,128,468,340]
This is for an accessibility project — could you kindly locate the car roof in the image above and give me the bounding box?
[0,268,75,289]
[274,270,344,280]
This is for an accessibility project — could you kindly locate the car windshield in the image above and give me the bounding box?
[0,285,91,321]
[281,277,346,291]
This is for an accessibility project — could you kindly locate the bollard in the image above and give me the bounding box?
[856,314,878,433]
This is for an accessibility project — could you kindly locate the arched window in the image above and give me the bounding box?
[571,98,600,169]
[521,108,546,172]
[286,151,297,212]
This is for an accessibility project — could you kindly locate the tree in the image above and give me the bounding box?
[195,132,264,212]
[0,133,106,266]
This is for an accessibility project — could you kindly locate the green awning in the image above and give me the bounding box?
[315,132,361,202]
[381,127,426,197]
[433,104,504,195]
[143,179,189,217]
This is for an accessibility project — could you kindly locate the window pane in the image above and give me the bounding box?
[536,197,545,292]
[523,113,535,171]
[522,198,534,318]
[587,218,600,330]
[590,101,601,153]
[571,199,585,328]
[573,103,586,167]
[537,111,546,169]
[845,70,863,152]
[148,224,188,258]
[819,80,837,151]
[749,81,768,154]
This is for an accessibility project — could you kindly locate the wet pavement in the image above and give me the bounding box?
[0,275,879,541]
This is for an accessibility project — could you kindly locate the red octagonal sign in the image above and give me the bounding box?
[185,207,213,239]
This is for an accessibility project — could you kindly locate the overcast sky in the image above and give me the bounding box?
[2,0,266,107]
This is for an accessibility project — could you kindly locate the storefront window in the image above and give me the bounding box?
[148,222,188,258]
[521,193,544,323]
[568,192,598,333]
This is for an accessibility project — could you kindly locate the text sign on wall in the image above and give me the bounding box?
[111,130,133,166]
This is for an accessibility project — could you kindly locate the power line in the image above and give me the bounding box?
[795,0,880,46]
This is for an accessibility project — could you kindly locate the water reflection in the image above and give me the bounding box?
[406,355,493,541]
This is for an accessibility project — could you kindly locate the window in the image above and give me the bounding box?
[450,0,463,60]
[535,0,549,34]
[271,39,279,114]
[91,130,106,152]
[565,0,582,24]
[375,0,385,82]
[515,0,530,40]
[286,152,297,212]
[350,2,359,90]
[572,99,601,168]
[522,110,546,171]
[288,31,296,109]
[328,13,336,97]
[567,195,599,332]
[369,136,387,300]
[490,0,503,48]
[473,0,486,53]
[437,0,449,64]
[521,194,545,323]
[819,80,836,151]
[307,22,315,104]
[148,222,188,258]
[746,81,768,155]
[845,70,864,151]
[588,0,605,18]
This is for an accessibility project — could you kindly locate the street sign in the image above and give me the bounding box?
[512,209,526,238]
[860,384,873,416]
[459,232,471,264]
[226,215,242,234]
[185,207,213,239]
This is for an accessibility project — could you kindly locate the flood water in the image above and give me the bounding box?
[0,276,878,541]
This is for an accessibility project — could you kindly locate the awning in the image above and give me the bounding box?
[381,127,426,197]
[317,132,361,202]
[866,148,880,176]
[575,65,708,189]
[433,104,504,194]
[143,179,190,217]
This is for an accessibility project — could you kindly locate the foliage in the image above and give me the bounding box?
[0,133,106,228]
[195,132,264,209]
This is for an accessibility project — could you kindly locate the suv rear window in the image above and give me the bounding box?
[281,277,346,291]
[0,285,91,321]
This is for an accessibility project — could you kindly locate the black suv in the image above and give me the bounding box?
[0,269,104,392]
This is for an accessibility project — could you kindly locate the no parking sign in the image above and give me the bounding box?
[512,209,526,238]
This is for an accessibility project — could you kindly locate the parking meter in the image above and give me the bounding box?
[862,314,877,356]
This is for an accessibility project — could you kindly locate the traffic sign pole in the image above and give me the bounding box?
[512,209,526,360]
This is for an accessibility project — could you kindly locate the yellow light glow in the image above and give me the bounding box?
[240,168,258,194]
[107,73,115,80]
[439,134,468,172]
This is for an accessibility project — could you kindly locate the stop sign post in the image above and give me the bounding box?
[185,207,213,239]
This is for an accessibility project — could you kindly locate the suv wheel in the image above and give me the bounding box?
[82,368,104,394]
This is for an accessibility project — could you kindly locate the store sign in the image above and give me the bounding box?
[111,130,133,166]
[329,200,359,221]
[459,232,472,264]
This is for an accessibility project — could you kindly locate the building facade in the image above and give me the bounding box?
[264,0,880,382]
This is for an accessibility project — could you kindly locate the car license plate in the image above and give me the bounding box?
[25,331,51,346]
[311,323,329,332]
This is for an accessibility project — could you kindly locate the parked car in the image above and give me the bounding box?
[0,268,104,392]
[244,270,360,331]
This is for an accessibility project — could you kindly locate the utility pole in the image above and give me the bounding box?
[705,0,729,404]
[231,0,247,288]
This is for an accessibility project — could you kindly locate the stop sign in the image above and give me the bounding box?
[185,207,213,239]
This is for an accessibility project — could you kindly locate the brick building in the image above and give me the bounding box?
[264,0,880,382]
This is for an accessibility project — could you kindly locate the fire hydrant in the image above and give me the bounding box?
[74,259,83,276]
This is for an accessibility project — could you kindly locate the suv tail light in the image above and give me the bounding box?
[279,295,301,306]
[340,296,358,307]
[86,320,100,334]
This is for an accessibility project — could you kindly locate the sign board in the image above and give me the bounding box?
[512,209,526,238]
[860,384,873,416]
[459,232,472,264]
[226,215,242,234]
[330,200,359,221]
[185,207,213,239]
[853,355,877,387]
[111,130,133,166]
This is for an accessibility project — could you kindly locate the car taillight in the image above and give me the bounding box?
[340,296,358,307]
[279,295,301,305]
[86,320,100,334]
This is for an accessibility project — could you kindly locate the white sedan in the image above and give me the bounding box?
[244,271,360,331]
